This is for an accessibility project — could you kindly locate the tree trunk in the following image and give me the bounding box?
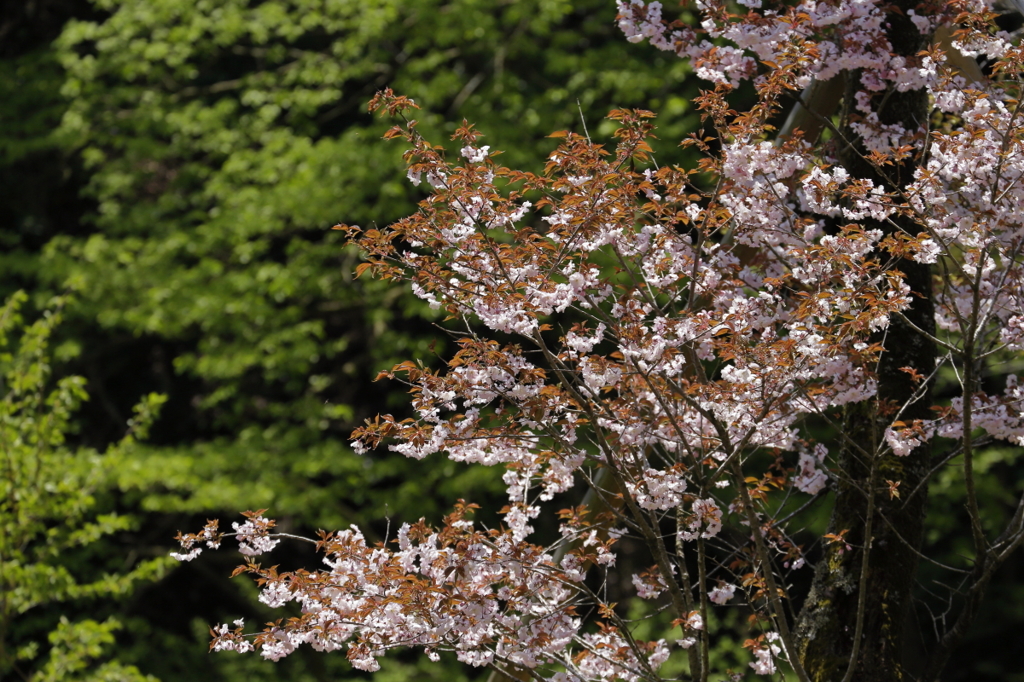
[794,4,937,680]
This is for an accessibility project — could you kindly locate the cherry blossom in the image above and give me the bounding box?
[171,2,1024,680]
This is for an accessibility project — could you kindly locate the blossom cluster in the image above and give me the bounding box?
[337,87,914,677]
[178,504,674,681]
[616,0,1015,150]
[171,520,221,562]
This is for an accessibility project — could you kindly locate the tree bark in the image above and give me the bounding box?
[794,4,937,680]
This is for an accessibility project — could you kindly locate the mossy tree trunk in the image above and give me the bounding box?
[794,3,937,680]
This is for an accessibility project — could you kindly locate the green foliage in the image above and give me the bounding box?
[0,291,169,680]
[35,618,158,682]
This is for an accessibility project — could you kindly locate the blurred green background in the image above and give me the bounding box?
[1,1,1020,680]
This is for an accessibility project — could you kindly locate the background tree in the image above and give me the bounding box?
[0,291,166,681]
[177,1,1024,681]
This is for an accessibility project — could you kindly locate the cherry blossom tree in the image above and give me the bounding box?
[174,1,1024,680]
